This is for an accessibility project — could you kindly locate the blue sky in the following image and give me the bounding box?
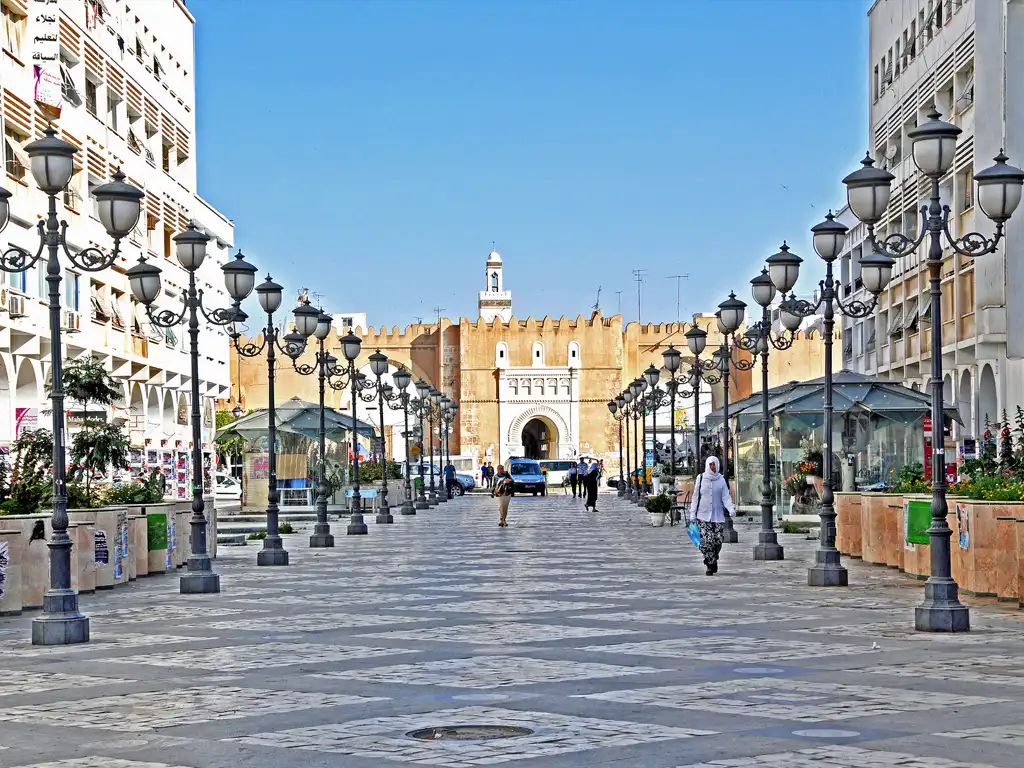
[190,0,870,327]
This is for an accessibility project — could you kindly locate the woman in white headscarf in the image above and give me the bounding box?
[689,455,736,575]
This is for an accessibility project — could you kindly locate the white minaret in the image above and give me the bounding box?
[478,246,512,322]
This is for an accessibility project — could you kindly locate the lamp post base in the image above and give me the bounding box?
[31,591,90,646]
[309,526,335,548]
[347,512,369,535]
[179,553,221,593]
[915,579,970,632]
[375,504,394,524]
[807,548,848,587]
[723,516,739,544]
[400,501,417,515]
[415,498,429,510]
[257,537,290,566]
[617,483,625,497]
[752,532,784,561]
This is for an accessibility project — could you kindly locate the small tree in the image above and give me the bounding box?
[59,359,129,507]
[1,429,54,515]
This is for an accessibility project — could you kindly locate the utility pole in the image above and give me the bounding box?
[632,269,646,324]
[666,274,690,323]
[615,290,623,316]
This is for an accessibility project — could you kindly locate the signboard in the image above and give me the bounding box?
[961,438,977,461]
[146,513,168,550]
[249,454,269,480]
[94,530,109,564]
[956,502,970,550]
[30,0,62,111]
[15,408,38,438]
[904,500,931,546]
[0,540,8,599]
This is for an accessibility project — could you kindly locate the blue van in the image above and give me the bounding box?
[505,457,546,496]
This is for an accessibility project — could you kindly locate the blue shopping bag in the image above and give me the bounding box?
[687,520,701,549]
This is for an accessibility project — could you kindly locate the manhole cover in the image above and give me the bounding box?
[407,725,534,741]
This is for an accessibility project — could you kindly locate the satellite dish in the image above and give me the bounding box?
[885,144,900,161]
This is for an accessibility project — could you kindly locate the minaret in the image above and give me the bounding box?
[478,246,512,322]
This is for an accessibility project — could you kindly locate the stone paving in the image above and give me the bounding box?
[1,491,1023,767]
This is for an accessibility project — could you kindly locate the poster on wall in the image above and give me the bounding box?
[956,502,970,550]
[165,516,176,570]
[113,510,127,580]
[29,0,62,112]
[15,408,38,438]
[94,530,109,564]
[0,540,8,599]
[904,500,931,548]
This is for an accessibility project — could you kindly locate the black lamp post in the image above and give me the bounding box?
[836,112,1024,630]
[643,364,669,495]
[227,275,300,566]
[284,300,336,546]
[769,228,894,586]
[440,399,458,498]
[0,128,144,645]
[729,269,797,561]
[628,378,644,502]
[131,226,258,585]
[425,388,442,505]
[662,347,683,490]
[433,395,450,504]
[381,367,416,514]
[328,331,369,535]
[618,390,633,498]
[356,349,394,523]
[608,398,626,496]
[411,379,432,509]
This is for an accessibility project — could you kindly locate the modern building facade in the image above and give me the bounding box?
[0,0,234,496]
[844,0,1024,442]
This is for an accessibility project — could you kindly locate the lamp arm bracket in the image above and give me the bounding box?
[145,295,188,328]
[868,217,927,259]
[834,292,877,318]
[195,290,239,327]
[0,231,43,273]
[942,206,1002,257]
[769,331,795,351]
[232,334,268,358]
[292,361,317,376]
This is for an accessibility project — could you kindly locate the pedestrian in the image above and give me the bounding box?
[583,460,600,511]
[689,456,736,576]
[568,461,578,498]
[492,464,514,527]
[444,461,456,499]
[487,462,494,489]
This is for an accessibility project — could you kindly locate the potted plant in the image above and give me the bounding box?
[644,492,672,527]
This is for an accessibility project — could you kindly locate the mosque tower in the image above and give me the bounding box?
[478,246,512,322]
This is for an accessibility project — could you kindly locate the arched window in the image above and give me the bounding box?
[532,341,545,366]
[495,341,509,368]
[491,271,499,291]
[567,341,581,368]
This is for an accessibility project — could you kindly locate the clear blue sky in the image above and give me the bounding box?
[190,0,870,327]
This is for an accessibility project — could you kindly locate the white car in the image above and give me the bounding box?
[214,472,242,501]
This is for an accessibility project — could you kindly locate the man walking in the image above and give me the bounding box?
[444,461,457,499]
[568,461,578,498]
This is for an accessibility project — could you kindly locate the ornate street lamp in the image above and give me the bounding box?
[439,399,459,498]
[771,223,893,586]
[426,388,443,504]
[326,331,369,535]
[353,349,395,523]
[381,367,416,514]
[838,113,1024,631]
[132,226,258,585]
[226,275,300,564]
[628,378,645,502]
[411,379,432,509]
[284,301,337,545]
[618,389,633,498]
[0,128,144,645]
[608,398,626,497]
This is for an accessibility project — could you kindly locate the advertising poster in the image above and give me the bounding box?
[113,510,127,580]
[94,530,109,564]
[165,516,176,570]
[0,540,8,599]
[956,502,970,550]
[15,408,38,438]
[30,0,62,111]
[147,513,168,551]
[904,500,931,547]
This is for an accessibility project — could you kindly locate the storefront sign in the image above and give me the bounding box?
[15,408,38,438]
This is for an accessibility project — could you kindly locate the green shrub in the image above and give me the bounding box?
[247,531,267,540]
[644,493,672,515]
[890,463,929,493]
[278,522,294,534]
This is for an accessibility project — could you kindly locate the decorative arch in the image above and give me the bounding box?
[979,363,998,428]
[495,341,508,369]
[162,389,175,433]
[958,368,973,434]
[14,358,41,438]
[147,387,160,429]
[567,341,581,368]
[531,341,544,366]
[507,405,570,445]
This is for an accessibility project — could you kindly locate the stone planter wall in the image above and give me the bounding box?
[0,496,217,617]
[836,491,1024,606]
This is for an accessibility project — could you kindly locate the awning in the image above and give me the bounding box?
[60,63,83,107]
[90,288,111,318]
[4,135,30,171]
[920,297,932,322]
[887,305,904,336]
[216,397,378,443]
[904,298,920,332]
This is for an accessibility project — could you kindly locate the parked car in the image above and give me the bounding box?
[214,472,242,501]
[504,457,546,495]
[404,463,476,495]
[538,459,574,487]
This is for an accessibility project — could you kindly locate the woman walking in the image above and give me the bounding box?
[583,461,600,512]
[689,456,736,575]
[492,464,514,527]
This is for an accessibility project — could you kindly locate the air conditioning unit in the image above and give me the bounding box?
[8,294,26,317]
[63,309,82,333]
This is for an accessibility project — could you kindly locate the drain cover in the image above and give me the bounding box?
[408,725,534,741]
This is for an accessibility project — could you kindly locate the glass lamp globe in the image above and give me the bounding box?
[718,292,747,334]
[340,331,362,362]
[256,275,283,314]
[907,108,962,178]
[222,251,258,302]
[685,325,707,356]
[810,211,848,262]
[766,242,803,294]
[282,331,306,360]
[93,170,144,239]
[750,269,776,308]
[415,378,431,397]
[644,364,660,388]
[859,251,897,295]
[974,151,1024,223]
[293,301,322,338]
[392,367,412,391]
[314,311,333,341]
[842,153,894,224]
[126,256,162,305]
[662,345,682,373]
[369,350,389,377]
[24,127,76,195]
[607,400,617,414]
[173,222,210,271]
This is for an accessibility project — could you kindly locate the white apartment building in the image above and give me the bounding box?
[843,0,1024,439]
[0,0,234,498]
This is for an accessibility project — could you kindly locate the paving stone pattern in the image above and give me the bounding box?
[1,492,1024,767]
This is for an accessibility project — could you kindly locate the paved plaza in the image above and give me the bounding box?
[1,493,1023,767]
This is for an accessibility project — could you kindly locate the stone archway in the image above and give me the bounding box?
[506,405,571,460]
[521,416,557,459]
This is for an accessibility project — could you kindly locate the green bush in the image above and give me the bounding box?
[105,472,166,506]
[644,493,672,515]
[890,463,929,493]
[278,522,294,534]
[247,531,267,540]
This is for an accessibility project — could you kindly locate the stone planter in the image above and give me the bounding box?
[649,512,667,527]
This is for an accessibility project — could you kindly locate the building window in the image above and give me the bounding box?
[152,54,161,80]
[495,341,508,368]
[2,4,25,60]
[107,94,121,134]
[63,169,83,211]
[568,341,581,368]
[163,226,172,259]
[531,342,544,366]
[85,0,106,31]
[4,126,29,182]
[491,271,498,291]
[161,142,171,173]
[65,271,80,312]
[60,58,83,106]
[7,267,25,293]
[85,79,99,117]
